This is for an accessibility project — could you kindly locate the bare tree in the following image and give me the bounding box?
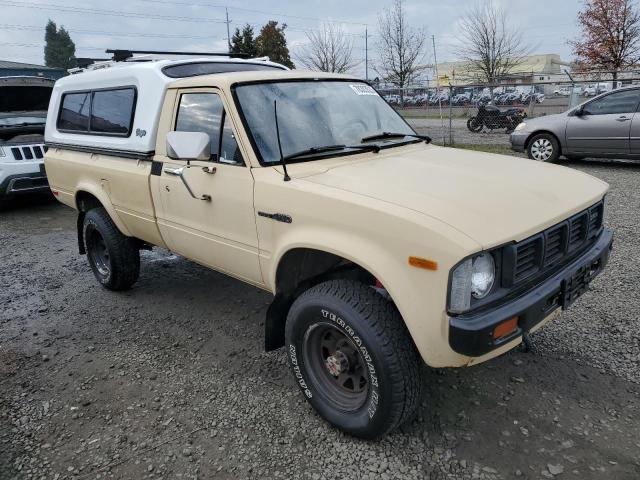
[296,23,359,73]
[455,1,531,85]
[376,0,426,91]
[571,0,640,83]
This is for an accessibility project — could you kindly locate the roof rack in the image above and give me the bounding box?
[75,57,111,69]
[105,49,249,62]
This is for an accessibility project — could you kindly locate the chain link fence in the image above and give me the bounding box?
[378,77,640,150]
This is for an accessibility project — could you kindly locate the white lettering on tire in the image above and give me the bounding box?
[289,344,312,398]
[321,309,379,418]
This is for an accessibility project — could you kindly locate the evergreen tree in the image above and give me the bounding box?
[255,21,294,68]
[44,20,76,69]
[230,24,257,57]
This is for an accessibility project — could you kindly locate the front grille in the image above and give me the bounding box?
[544,223,568,266]
[514,237,542,281]
[568,213,588,251]
[504,200,604,287]
[588,203,603,239]
[9,145,45,161]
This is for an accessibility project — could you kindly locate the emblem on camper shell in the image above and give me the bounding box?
[135,128,147,138]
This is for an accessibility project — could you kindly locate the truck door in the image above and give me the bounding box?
[150,88,263,286]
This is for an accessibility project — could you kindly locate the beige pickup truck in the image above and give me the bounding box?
[44,54,613,439]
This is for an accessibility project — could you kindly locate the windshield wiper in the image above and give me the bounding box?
[361,132,432,144]
[283,144,381,162]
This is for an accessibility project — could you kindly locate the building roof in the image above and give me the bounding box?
[434,54,572,85]
[0,60,63,70]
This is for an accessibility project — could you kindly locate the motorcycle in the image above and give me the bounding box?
[466,104,526,133]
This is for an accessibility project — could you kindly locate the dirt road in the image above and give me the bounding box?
[1,160,640,480]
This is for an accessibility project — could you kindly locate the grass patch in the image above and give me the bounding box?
[448,143,514,154]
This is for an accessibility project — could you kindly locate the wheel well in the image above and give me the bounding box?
[265,248,378,351]
[525,131,562,154]
[76,191,103,213]
[74,191,105,255]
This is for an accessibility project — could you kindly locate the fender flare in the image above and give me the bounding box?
[75,183,133,254]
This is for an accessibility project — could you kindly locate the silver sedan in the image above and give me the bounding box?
[510,86,640,162]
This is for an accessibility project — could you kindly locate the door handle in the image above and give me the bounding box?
[616,116,631,122]
[164,166,184,176]
[163,166,211,202]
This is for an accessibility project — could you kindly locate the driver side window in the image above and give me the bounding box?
[175,92,245,165]
[583,89,640,115]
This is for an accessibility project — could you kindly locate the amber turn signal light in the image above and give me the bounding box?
[493,316,519,340]
[408,256,438,271]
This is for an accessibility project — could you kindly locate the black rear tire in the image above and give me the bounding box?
[83,208,140,291]
[467,117,483,133]
[285,280,422,439]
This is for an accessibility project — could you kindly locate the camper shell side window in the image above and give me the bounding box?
[56,86,137,138]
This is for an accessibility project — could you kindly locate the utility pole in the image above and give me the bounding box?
[365,26,369,81]
[225,7,231,53]
[432,35,446,145]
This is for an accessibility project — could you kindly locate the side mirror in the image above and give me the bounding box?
[166,131,211,161]
[573,106,585,117]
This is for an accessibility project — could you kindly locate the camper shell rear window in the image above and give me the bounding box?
[57,86,137,137]
[162,61,285,78]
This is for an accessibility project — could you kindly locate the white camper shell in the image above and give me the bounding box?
[45,56,287,155]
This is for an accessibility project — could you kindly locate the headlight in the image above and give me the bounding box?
[471,253,495,298]
[514,122,527,132]
[449,253,496,313]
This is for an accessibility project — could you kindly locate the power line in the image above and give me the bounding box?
[0,0,227,23]
[127,0,369,26]
[0,41,103,50]
[0,23,213,39]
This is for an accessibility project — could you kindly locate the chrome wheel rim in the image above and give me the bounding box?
[86,228,110,277]
[531,138,553,161]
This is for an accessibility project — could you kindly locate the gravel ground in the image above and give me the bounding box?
[1,158,640,480]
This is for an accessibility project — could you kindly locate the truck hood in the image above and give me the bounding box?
[297,145,608,247]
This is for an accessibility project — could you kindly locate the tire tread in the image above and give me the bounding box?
[84,208,140,291]
[293,280,422,438]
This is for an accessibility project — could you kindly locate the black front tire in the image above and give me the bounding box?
[527,133,560,162]
[83,208,140,291]
[285,280,422,439]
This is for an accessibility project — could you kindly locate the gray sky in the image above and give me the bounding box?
[0,0,583,76]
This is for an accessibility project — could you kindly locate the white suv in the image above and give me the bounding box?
[0,76,53,201]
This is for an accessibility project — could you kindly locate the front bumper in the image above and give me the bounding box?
[510,132,527,152]
[449,229,613,357]
[0,160,48,197]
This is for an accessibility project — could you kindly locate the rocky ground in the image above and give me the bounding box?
[1,158,639,480]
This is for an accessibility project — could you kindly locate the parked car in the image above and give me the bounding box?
[522,92,545,104]
[554,86,572,97]
[511,85,640,162]
[45,54,613,439]
[451,92,472,106]
[0,76,54,203]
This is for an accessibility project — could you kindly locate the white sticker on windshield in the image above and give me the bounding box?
[349,84,378,96]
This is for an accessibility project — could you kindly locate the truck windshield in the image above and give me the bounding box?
[234,80,416,164]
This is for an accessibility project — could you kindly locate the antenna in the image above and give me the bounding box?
[273,100,291,182]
